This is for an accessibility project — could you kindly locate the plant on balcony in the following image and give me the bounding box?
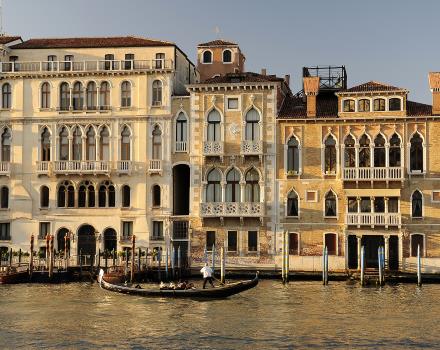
[286,170,298,177]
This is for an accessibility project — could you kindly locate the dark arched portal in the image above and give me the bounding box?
[57,228,70,254]
[173,164,190,215]
[103,228,117,253]
[77,224,96,262]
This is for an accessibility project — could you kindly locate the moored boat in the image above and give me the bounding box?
[98,269,258,298]
[0,266,29,284]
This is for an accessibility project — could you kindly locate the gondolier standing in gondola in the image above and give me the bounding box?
[200,263,215,289]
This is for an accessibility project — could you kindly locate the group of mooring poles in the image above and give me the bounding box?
[161,242,182,282]
[203,243,226,284]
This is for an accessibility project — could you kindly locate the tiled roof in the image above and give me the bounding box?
[0,36,22,45]
[10,36,174,49]
[198,39,237,47]
[278,94,432,118]
[341,81,406,93]
[202,72,284,84]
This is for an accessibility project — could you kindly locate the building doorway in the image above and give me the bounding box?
[103,228,117,254]
[389,236,399,270]
[77,224,96,264]
[347,235,358,269]
[173,164,190,215]
[361,235,384,268]
[57,228,70,254]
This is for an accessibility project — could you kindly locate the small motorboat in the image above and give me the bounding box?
[0,266,29,284]
[98,269,258,299]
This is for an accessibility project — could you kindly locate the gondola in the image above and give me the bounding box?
[0,266,29,284]
[98,269,258,299]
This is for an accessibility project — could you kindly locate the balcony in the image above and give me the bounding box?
[148,160,162,174]
[0,59,174,74]
[203,141,223,157]
[241,140,263,156]
[53,161,111,175]
[119,235,133,243]
[116,161,132,175]
[175,141,187,153]
[36,161,50,175]
[342,167,403,181]
[150,235,164,241]
[346,212,401,228]
[200,202,263,217]
[0,162,10,176]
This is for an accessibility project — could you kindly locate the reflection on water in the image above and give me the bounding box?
[0,281,439,349]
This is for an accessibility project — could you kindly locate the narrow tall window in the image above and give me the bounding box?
[358,134,370,168]
[41,127,51,161]
[410,133,423,172]
[223,50,232,63]
[2,83,11,109]
[324,135,337,174]
[203,51,212,63]
[344,135,356,167]
[389,133,401,167]
[358,99,370,112]
[99,127,110,161]
[64,55,73,71]
[411,234,424,257]
[1,128,11,162]
[122,185,131,207]
[245,108,260,141]
[325,233,337,255]
[287,191,299,217]
[98,181,115,208]
[207,109,221,141]
[59,127,69,161]
[325,191,337,217]
[40,185,49,208]
[152,221,163,239]
[121,81,131,107]
[412,190,423,218]
[374,134,386,167]
[289,233,299,255]
[104,54,114,70]
[124,54,135,70]
[206,168,221,202]
[245,168,260,202]
[155,53,165,69]
[0,186,8,209]
[120,126,131,161]
[228,231,237,252]
[122,221,133,238]
[86,82,97,110]
[60,82,70,111]
[206,231,215,249]
[152,125,162,159]
[226,168,240,202]
[152,80,162,106]
[99,82,110,109]
[176,112,187,143]
[72,127,82,161]
[152,185,161,207]
[248,231,258,252]
[287,136,299,173]
[343,99,355,112]
[72,82,83,110]
[86,127,96,161]
[41,82,50,109]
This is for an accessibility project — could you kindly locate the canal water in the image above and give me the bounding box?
[0,280,438,349]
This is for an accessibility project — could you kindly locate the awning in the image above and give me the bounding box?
[344,188,401,197]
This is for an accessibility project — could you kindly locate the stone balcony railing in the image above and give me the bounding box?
[116,160,132,174]
[241,140,263,155]
[203,141,223,156]
[0,59,173,74]
[0,161,10,176]
[175,141,187,152]
[200,202,264,217]
[342,167,403,181]
[53,160,111,175]
[36,161,50,175]
[346,212,401,228]
[148,159,162,174]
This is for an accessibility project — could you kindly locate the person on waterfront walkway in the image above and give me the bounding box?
[200,263,215,289]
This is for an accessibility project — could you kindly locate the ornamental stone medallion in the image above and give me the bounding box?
[229,123,240,138]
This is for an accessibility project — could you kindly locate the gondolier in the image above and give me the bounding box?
[200,263,215,289]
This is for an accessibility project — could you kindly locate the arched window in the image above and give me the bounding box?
[152,185,161,207]
[152,125,162,159]
[344,135,356,167]
[324,135,337,174]
[358,134,370,167]
[78,183,86,207]
[40,185,49,208]
[60,82,70,111]
[58,180,74,208]
[324,191,337,217]
[389,98,401,111]
[41,82,50,109]
[99,126,110,161]
[122,185,131,208]
[40,127,51,161]
[86,127,96,161]
[389,133,401,167]
[207,109,221,142]
[59,126,69,161]
[120,126,131,161]
[176,112,187,143]
[411,234,424,257]
[1,128,11,162]
[78,181,95,208]
[98,181,115,208]
[121,81,131,107]
[226,168,240,202]
[358,99,370,112]
[152,80,162,106]
[373,98,386,111]
[2,83,11,109]
[223,49,232,63]
[72,82,83,110]
[374,134,386,167]
[72,126,82,161]
[286,191,299,217]
[411,190,423,218]
[410,133,423,172]
[324,233,337,255]
[86,82,97,110]
[343,99,355,112]
[245,108,260,141]
[245,168,260,202]
[206,168,221,202]
[0,186,8,208]
[99,82,110,109]
[203,51,212,63]
[287,136,299,173]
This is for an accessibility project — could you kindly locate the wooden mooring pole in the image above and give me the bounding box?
[417,244,422,287]
[29,234,34,277]
[130,235,136,283]
[378,246,383,286]
[49,235,54,279]
[158,248,162,282]
[64,233,68,270]
[360,246,365,286]
[165,244,169,282]
[171,246,175,280]
[177,246,181,280]
[220,244,225,284]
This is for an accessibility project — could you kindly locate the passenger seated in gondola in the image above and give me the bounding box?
[159,281,166,290]
[169,282,176,289]
[185,281,195,290]
[176,280,187,290]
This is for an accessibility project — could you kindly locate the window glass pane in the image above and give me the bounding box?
[228,98,238,109]
[228,231,237,251]
[248,231,258,252]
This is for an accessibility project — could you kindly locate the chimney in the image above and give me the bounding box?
[303,76,320,117]
[284,74,290,87]
[429,72,440,115]
[261,68,267,75]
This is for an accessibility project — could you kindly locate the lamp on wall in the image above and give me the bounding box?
[69,230,75,243]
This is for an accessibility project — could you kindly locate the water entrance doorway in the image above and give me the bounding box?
[361,235,384,268]
[77,224,97,265]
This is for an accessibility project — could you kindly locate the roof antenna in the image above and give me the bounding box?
[214,26,220,39]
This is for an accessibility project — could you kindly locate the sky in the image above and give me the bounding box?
[4,0,440,103]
